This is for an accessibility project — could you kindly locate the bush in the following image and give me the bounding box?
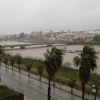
[0,85,24,100]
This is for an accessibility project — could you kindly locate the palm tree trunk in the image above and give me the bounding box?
[71,87,73,94]
[40,73,41,82]
[19,64,20,73]
[82,83,85,100]
[12,64,13,70]
[28,71,30,77]
[48,78,51,100]
[53,76,55,86]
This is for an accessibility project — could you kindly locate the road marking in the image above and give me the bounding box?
[1,71,61,100]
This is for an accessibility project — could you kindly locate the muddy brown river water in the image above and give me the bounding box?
[1,41,100,75]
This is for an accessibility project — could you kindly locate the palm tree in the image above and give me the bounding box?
[0,56,2,66]
[44,47,64,100]
[73,45,98,100]
[49,47,65,86]
[37,66,43,82]
[68,78,76,94]
[25,62,32,77]
[16,55,22,73]
[4,58,8,68]
[10,57,15,70]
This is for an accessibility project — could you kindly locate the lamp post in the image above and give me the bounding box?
[0,74,1,81]
[60,69,61,89]
[92,85,96,100]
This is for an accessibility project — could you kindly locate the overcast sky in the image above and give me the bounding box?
[0,0,100,35]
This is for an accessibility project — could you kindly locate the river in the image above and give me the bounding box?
[0,41,100,75]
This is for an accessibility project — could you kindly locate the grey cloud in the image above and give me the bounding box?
[0,0,100,35]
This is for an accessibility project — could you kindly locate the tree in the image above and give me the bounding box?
[73,45,98,100]
[44,47,65,100]
[0,56,2,66]
[0,45,3,53]
[4,58,8,68]
[25,62,32,77]
[16,55,22,73]
[68,78,76,94]
[10,57,15,70]
[37,65,43,82]
[63,61,71,68]
[93,34,100,42]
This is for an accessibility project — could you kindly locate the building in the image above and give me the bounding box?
[30,31,37,37]
[19,32,25,38]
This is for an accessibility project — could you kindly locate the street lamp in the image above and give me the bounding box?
[0,74,1,81]
[60,69,62,89]
[92,84,96,100]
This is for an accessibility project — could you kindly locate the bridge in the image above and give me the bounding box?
[0,38,19,42]
[1,43,67,49]
[0,38,42,42]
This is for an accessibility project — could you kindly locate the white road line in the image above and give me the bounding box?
[1,71,61,100]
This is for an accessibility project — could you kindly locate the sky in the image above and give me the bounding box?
[0,0,100,35]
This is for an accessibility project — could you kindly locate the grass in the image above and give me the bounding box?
[0,53,100,97]
[0,85,18,99]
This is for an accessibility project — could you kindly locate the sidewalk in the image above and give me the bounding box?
[1,63,100,100]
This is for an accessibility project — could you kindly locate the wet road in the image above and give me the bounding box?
[0,66,82,100]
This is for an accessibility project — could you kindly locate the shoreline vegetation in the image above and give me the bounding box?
[0,52,100,97]
[0,84,24,100]
[19,39,100,45]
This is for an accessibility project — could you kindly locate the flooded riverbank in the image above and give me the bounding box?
[0,41,100,75]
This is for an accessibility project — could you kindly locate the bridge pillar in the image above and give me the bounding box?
[11,46,14,48]
[20,46,25,49]
[47,43,52,47]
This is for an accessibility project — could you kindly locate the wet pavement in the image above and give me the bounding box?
[0,64,100,100]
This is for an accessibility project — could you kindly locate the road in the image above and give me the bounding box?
[0,66,82,100]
